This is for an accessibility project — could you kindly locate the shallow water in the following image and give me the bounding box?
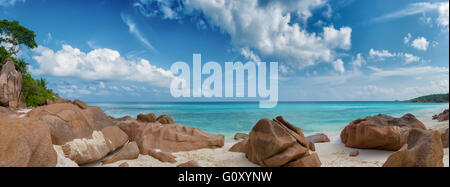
[90,102,449,137]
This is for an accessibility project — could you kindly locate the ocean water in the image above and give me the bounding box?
[90,102,449,137]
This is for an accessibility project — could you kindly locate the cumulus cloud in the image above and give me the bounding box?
[411,37,430,51]
[0,0,25,7]
[333,59,345,74]
[30,45,176,87]
[369,49,420,64]
[133,0,352,69]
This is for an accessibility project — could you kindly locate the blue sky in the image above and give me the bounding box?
[1,0,449,102]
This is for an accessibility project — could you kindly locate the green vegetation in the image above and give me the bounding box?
[407,93,449,103]
[1,19,54,107]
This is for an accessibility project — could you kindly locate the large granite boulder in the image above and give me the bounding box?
[244,116,321,167]
[116,119,142,141]
[433,109,449,122]
[62,126,128,165]
[0,58,22,108]
[134,122,224,153]
[26,103,114,145]
[0,117,57,167]
[229,139,248,153]
[383,129,444,167]
[340,114,426,151]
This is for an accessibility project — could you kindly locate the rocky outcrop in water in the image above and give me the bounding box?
[0,117,57,167]
[383,129,444,167]
[0,58,23,108]
[341,114,426,151]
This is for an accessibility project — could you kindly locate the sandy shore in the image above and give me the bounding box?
[57,112,449,167]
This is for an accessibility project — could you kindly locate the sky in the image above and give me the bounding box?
[1,0,449,102]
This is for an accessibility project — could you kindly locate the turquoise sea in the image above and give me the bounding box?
[90,102,449,137]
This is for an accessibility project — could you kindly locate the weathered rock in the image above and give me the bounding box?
[72,99,88,109]
[383,129,444,167]
[116,120,142,141]
[229,139,248,153]
[114,116,135,122]
[177,160,201,167]
[0,117,57,167]
[234,133,249,140]
[433,109,449,122]
[306,133,330,143]
[349,151,359,157]
[102,142,140,165]
[0,58,22,108]
[53,97,71,104]
[442,128,449,148]
[147,149,177,163]
[134,123,224,153]
[26,103,114,145]
[341,114,427,151]
[82,106,114,130]
[156,114,175,124]
[119,162,129,167]
[137,113,156,123]
[62,126,128,165]
[308,141,316,152]
[245,116,321,167]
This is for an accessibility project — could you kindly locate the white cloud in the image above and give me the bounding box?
[133,0,352,69]
[30,45,176,87]
[240,47,261,62]
[373,2,449,30]
[369,49,420,64]
[369,49,396,60]
[0,0,25,7]
[333,59,345,74]
[403,53,420,64]
[411,37,430,51]
[403,33,412,44]
[120,13,155,50]
[351,53,365,69]
[369,66,449,78]
[99,81,106,89]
